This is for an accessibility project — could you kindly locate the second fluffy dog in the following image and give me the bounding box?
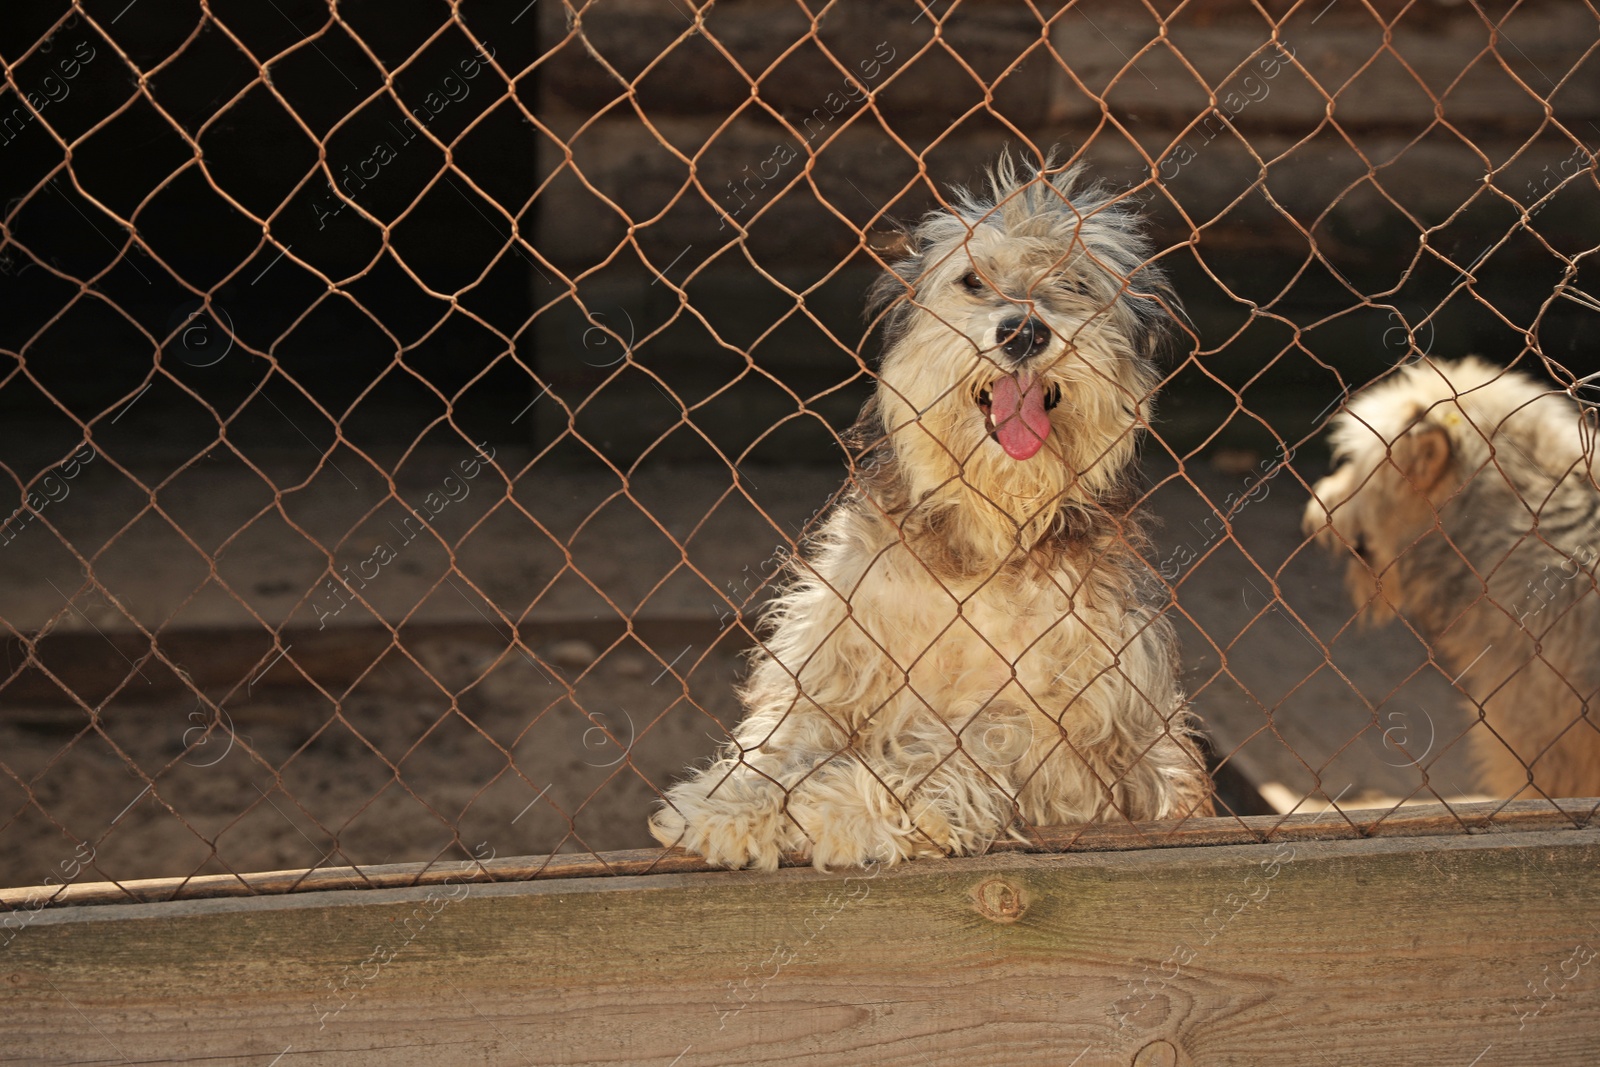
[649,153,1214,871]
[1304,357,1600,798]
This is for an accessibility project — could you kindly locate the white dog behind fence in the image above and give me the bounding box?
[650,152,1214,871]
[1304,357,1600,799]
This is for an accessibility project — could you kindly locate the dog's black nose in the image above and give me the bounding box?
[998,315,1051,361]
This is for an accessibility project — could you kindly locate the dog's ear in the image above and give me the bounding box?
[867,228,916,262]
[1392,421,1452,494]
[862,222,927,337]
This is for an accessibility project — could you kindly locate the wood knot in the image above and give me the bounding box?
[972,878,1026,922]
[1132,1039,1180,1067]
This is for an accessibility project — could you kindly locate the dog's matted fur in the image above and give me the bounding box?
[650,152,1214,870]
[1304,357,1600,798]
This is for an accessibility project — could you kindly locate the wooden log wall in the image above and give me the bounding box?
[528,0,1600,461]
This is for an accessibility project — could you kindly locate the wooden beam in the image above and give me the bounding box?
[5,798,1592,909]
[1,617,740,705]
[4,827,1598,1064]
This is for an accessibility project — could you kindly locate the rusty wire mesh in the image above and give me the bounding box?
[1,0,1598,907]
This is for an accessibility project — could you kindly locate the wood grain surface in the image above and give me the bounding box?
[4,824,1598,1065]
[5,798,1592,908]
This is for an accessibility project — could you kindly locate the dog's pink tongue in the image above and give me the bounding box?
[990,373,1050,460]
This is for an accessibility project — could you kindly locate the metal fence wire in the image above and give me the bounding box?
[1,0,1599,903]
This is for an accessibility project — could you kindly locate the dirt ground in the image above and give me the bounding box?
[0,443,1482,890]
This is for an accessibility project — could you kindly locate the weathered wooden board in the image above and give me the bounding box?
[4,826,1599,1065]
[4,798,1593,908]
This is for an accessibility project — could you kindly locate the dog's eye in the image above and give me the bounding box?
[960,271,984,292]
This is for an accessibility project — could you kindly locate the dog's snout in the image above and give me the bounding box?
[998,316,1050,361]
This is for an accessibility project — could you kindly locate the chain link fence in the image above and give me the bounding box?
[1,0,1597,904]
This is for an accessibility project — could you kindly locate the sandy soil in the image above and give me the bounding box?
[0,445,1484,889]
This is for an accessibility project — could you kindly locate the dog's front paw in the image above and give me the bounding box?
[789,793,934,871]
[804,819,916,871]
[649,774,791,871]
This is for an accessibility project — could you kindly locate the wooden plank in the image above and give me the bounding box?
[0,617,745,705]
[534,0,1600,128]
[4,828,1598,1065]
[5,798,1594,910]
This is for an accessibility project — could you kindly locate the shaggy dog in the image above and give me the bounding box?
[1303,357,1600,798]
[649,154,1214,871]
